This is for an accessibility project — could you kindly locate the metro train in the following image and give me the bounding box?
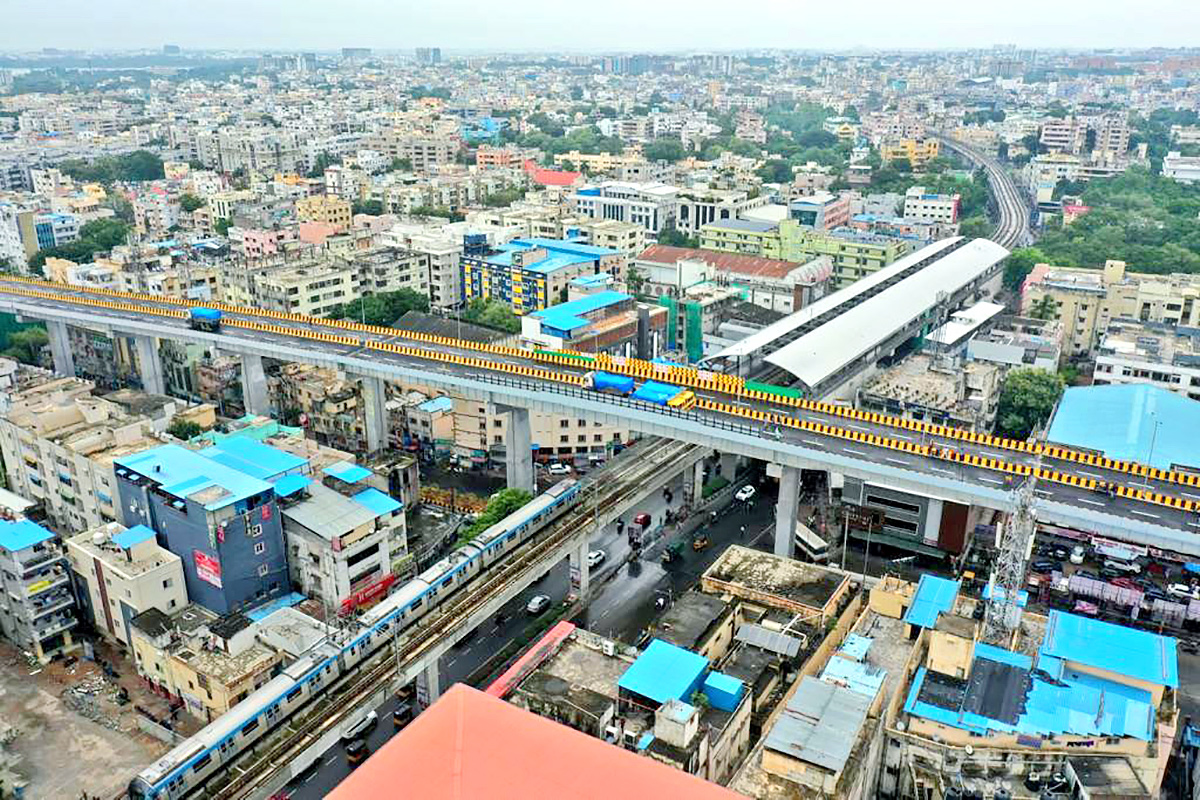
[129,479,581,800]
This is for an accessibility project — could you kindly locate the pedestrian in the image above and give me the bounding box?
[740,525,746,537]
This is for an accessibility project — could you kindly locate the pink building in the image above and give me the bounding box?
[237,227,298,260]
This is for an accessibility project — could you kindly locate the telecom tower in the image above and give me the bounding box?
[984,471,1038,646]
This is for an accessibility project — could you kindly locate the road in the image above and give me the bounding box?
[935,133,1032,248]
[4,285,1197,544]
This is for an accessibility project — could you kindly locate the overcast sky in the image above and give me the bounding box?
[1,0,1197,53]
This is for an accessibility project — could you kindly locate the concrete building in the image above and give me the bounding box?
[520,290,667,356]
[279,461,406,614]
[380,223,467,310]
[365,123,460,172]
[295,195,352,230]
[569,181,679,234]
[0,519,79,663]
[66,521,187,649]
[856,353,1002,433]
[675,188,768,238]
[1164,151,1200,184]
[552,149,644,174]
[461,236,625,314]
[1021,259,1200,357]
[0,377,180,534]
[1093,319,1200,401]
[254,260,360,317]
[114,444,293,616]
[788,192,851,232]
[349,246,430,296]
[1039,116,1087,154]
[878,138,940,168]
[0,197,39,269]
[902,186,960,224]
[965,315,1062,371]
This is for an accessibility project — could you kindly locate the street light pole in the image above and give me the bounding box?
[1147,414,1162,467]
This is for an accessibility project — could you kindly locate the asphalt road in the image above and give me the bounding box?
[6,287,1194,538]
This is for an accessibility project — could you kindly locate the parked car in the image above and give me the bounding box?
[393,702,414,729]
[1030,560,1060,574]
[345,739,370,766]
[526,595,551,615]
[342,710,378,742]
[1051,546,1070,561]
[587,550,606,568]
[1069,546,1086,565]
[1144,588,1168,603]
[1110,577,1138,591]
[1074,570,1098,581]
[1104,558,1142,574]
[633,512,652,528]
[1168,583,1196,599]
[548,463,572,476]
[735,485,756,502]
[1099,567,1123,581]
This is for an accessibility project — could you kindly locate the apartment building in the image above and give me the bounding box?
[789,192,852,232]
[379,170,525,214]
[348,246,430,297]
[0,519,79,663]
[33,212,81,250]
[280,462,407,613]
[296,195,352,230]
[1021,259,1200,356]
[564,218,647,256]
[461,236,625,314]
[476,145,542,169]
[1093,320,1200,401]
[1163,151,1200,184]
[902,186,960,224]
[380,223,465,309]
[0,198,40,269]
[66,521,187,649]
[552,149,645,174]
[254,260,360,317]
[675,187,768,238]
[133,190,179,236]
[193,129,307,175]
[115,444,294,616]
[568,181,679,234]
[520,290,667,356]
[273,364,370,453]
[365,124,460,172]
[1093,115,1131,158]
[1039,116,1087,154]
[878,138,940,168]
[0,377,179,534]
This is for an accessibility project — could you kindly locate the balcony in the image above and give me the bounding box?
[18,548,64,575]
[25,567,70,596]
[34,614,77,641]
[28,588,74,618]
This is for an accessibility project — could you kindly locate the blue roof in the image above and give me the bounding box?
[322,462,371,484]
[353,487,403,516]
[618,639,708,705]
[116,445,273,511]
[418,396,454,413]
[245,592,306,622]
[532,291,631,332]
[113,524,156,549]
[1047,384,1200,471]
[273,474,312,497]
[982,583,1029,608]
[200,438,307,481]
[483,238,618,275]
[1041,610,1178,688]
[840,634,873,661]
[821,656,887,698]
[903,575,961,629]
[0,519,54,552]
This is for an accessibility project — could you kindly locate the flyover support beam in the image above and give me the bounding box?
[420,661,440,707]
[240,353,269,417]
[719,452,739,482]
[503,406,535,494]
[774,465,801,559]
[691,460,705,505]
[133,335,165,396]
[359,376,388,453]
[571,542,590,599]
[45,320,74,377]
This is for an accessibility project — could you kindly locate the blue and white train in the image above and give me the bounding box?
[129,479,581,799]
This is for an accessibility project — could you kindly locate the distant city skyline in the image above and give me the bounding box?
[0,0,1197,53]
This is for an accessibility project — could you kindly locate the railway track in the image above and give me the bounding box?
[199,439,701,799]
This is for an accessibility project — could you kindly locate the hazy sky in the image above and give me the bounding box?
[2,0,1197,53]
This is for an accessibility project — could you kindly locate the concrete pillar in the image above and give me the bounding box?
[240,353,269,417]
[571,542,590,598]
[719,452,739,481]
[133,335,165,395]
[360,376,388,453]
[692,460,705,503]
[774,465,801,559]
[419,660,440,707]
[503,406,535,494]
[45,320,74,377]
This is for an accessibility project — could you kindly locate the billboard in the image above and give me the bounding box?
[193,550,223,588]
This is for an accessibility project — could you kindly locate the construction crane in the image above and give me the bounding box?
[984,469,1038,646]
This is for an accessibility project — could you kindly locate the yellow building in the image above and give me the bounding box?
[879,137,941,168]
[296,195,352,229]
[552,148,644,173]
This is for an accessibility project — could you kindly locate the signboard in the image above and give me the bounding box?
[845,506,884,531]
[1092,536,1147,559]
[340,574,396,614]
[193,551,223,588]
[569,565,581,589]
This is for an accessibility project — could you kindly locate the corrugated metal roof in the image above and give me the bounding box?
[1041,610,1178,688]
[0,519,54,552]
[764,676,870,774]
[200,437,307,481]
[903,574,961,629]
[764,238,1009,390]
[280,482,376,539]
[735,623,802,658]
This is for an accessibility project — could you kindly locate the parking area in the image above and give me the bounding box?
[0,640,174,799]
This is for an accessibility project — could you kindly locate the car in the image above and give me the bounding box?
[526,595,551,615]
[345,739,370,766]
[735,485,756,502]
[393,702,414,729]
[1051,546,1069,561]
[633,512,652,528]
[1110,576,1138,591]
[548,463,572,476]
[342,710,378,742]
[1099,567,1122,581]
[1104,558,1142,574]
[1030,560,1060,574]
[1069,546,1086,565]
[1074,570,1098,581]
[587,549,606,568]
[1144,587,1167,602]
[1168,583,1197,599]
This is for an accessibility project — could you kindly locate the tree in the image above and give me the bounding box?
[389,157,413,172]
[167,417,203,440]
[483,187,527,208]
[1003,247,1047,291]
[307,152,340,178]
[656,224,698,248]
[626,266,649,299]
[352,199,385,216]
[461,298,520,333]
[326,289,430,326]
[2,326,47,365]
[644,140,686,163]
[28,218,130,271]
[57,150,164,183]
[179,193,205,213]
[214,218,233,237]
[996,368,1064,440]
[458,488,533,545]
[1028,295,1057,321]
[796,129,837,149]
[756,159,793,183]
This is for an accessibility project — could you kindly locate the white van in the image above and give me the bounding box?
[1104,558,1142,574]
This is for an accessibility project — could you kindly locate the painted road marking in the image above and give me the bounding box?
[1131,510,1161,519]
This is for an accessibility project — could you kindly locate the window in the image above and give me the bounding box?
[254,542,266,555]
[249,524,263,538]
[163,577,173,589]
[257,563,269,577]
[559,419,569,428]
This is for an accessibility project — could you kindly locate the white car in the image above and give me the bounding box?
[1104,558,1141,574]
[587,549,606,568]
[1168,583,1196,599]
[548,463,572,476]
[735,485,756,502]
[342,710,378,742]
[526,595,551,615]
[1069,546,1085,565]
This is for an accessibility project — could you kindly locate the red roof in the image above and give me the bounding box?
[523,159,582,187]
[637,244,801,279]
[327,684,744,800]
[485,620,575,698]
